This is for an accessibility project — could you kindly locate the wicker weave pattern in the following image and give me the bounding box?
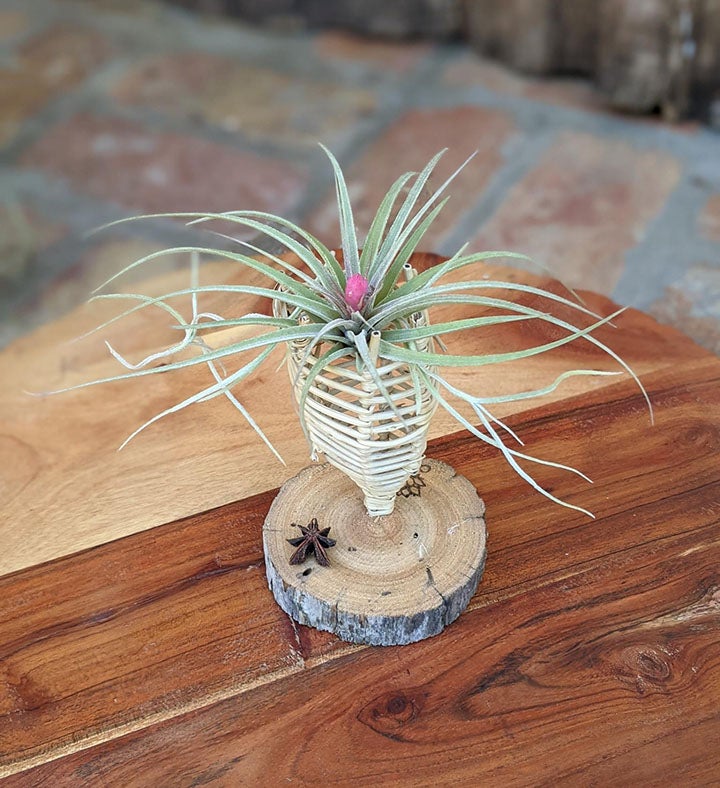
[287,341,437,516]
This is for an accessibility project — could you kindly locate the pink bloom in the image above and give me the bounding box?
[344,273,369,312]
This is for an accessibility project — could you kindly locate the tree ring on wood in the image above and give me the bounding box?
[263,459,487,646]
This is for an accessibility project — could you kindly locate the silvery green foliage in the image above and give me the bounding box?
[57,147,651,517]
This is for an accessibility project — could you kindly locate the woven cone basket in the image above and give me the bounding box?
[264,250,487,645]
[275,304,437,517]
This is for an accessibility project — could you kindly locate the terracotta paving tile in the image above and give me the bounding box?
[0,25,113,145]
[0,9,29,42]
[444,54,607,113]
[110,52,377,146]
[698,194,720,242]
[21,114,308,218]
[305,106,516,249]
[648,264,720,356]
[313,30,431,73]
[444,54,700,133]
[470,131,682,293]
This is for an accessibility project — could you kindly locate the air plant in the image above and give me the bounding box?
[58,146,651,518]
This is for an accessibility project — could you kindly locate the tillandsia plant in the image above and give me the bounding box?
[58,145,651,519]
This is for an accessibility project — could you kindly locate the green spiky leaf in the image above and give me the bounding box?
[53,145,652,517]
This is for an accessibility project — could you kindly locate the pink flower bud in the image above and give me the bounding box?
[344,273,369,312]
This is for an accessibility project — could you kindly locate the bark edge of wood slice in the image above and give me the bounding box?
[263,459,487,646]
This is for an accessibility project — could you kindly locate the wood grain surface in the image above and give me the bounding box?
[1,351,719,782]
[1,256,719,783]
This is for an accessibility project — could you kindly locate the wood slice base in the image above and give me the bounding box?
[263,459,487,646]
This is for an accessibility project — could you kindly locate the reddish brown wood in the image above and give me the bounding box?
[1,352,719,782]
[0,490,302,771]
[1,256,719,782]
[8,493,720,785]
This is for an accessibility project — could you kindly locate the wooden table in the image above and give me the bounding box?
[2,256,719,784]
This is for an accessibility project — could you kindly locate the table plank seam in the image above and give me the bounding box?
[0,658,305,779]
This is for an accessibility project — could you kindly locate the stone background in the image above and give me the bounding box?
[1,0,719,354]
[172,0,720,124]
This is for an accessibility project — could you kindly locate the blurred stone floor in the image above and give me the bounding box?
[1,0,719,354]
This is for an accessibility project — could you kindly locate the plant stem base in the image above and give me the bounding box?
[263,459,487,646]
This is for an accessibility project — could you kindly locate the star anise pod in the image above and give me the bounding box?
[287,518,336,567]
